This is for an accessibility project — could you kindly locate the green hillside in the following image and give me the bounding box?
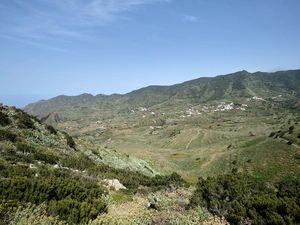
[23,69,300,182]
[0,105,193,224]
[3,69,300,224]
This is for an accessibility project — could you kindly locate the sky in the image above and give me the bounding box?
[1,0,300,108]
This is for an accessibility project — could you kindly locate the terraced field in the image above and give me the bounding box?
[24,86,300,184]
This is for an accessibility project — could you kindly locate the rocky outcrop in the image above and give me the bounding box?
[102,179,126,191]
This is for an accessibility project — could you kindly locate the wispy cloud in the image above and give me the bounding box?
[0,0,171,51]
[184,15,197,22]
[0,33,71,52]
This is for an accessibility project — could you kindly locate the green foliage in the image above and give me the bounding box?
[32,150,59,164]
[148,192,175,211]
[61,152,94,170]
[0,111,11,127]
[16,141,34,153]
[49,197,107,224]
[189,173,300,225]
[0,168,107,224]
[45,124,57,135]
[0,129,17,142]
[61,131,76,149]
[6,203,66,225]
[109,193,132,204]
[14,110,36,130]
[86,162,186,194]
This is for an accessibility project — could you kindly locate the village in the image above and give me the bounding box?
[128,97,269,119]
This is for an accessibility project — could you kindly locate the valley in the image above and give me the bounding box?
[1,69,300,224]
[27,91,300,183]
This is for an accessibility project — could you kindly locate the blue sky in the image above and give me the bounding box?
[1,0,300,107]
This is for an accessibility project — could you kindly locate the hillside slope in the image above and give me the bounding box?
[22,69,300,182]
[1,104,197,224]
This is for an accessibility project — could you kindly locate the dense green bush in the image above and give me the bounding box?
[14,110,35,129]
[49,197,107,224]
[16,141,34,153]
[0,164,34,178]
[0,111,11,126]
[61,153,94,170]
[45,124,57,135]
[0,129,17,142]
[189,173,300,225]
[32,151,59,164]
[0,169,107,224]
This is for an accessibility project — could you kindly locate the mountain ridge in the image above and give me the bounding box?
[23,69,300,117]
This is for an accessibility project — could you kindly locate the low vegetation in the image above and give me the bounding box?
[189,173,300,225]
[0,106,190,224]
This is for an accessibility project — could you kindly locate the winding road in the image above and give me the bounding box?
[185,130,200,149]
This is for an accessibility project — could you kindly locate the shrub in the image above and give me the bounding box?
[15,111,35,129]
[0,129,17,142]
[7,203,65,225]
[61,153,94,170]
[45,124,57,135]
[16,141,34,153]
[49,197,107,224]
[231,168,238,174]
[0,111,11,126]
[189,173,300,225]
[32,151,59,164]
[62,132,76,149]
[0,175,107,224]
[269,132,276,137]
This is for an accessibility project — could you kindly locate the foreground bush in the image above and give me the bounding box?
[189,173,300,225]
[0,167,107,224]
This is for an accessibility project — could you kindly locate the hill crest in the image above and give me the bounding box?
[23,69,300,116]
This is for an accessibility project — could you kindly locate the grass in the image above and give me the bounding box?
[89,188,219,225]
[252,170,269,182]
[91,109,300,182]
[239,136,267,148]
